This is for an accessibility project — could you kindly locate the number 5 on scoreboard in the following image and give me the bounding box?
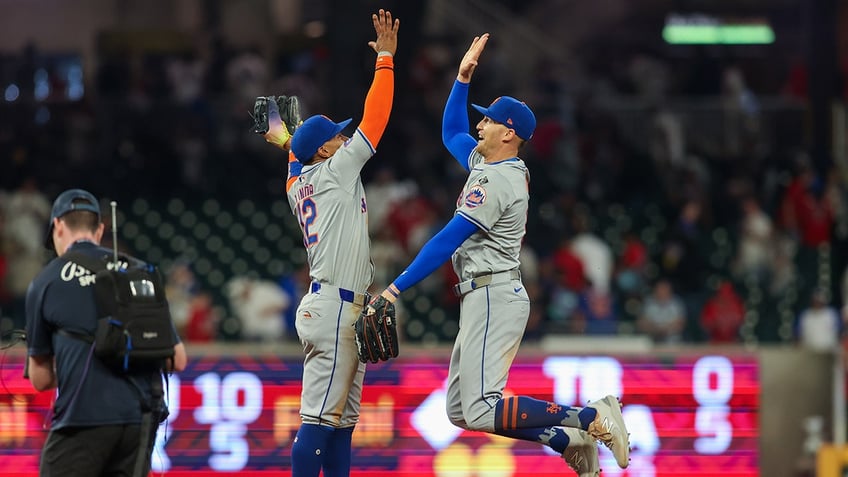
[194,372,264,471]
[692,356,733,454]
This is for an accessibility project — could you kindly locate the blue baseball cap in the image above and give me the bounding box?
[44,188,101,249]
[471,96,536,141]
[290,115,353,163]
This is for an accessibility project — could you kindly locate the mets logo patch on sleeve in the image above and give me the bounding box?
[464,185,487,208]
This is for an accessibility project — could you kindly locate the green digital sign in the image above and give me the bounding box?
[664,14,775,45]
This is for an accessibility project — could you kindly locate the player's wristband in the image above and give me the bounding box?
[376,53,394,70]
[382,284,400,303]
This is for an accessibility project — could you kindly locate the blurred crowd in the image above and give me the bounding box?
[1,24,848,350]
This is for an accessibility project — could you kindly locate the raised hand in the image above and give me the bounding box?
[368,9,400,56]
[457,33,489,84]
[263,98,290,150]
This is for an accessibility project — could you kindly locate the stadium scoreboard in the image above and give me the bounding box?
[0,352,758,476]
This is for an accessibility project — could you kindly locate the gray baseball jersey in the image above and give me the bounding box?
[452,150,529,280]
[447,149,531,432]
[288,130,376,427]
[287,131,376,292]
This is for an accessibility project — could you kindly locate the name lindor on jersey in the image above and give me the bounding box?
[295,183,314,202]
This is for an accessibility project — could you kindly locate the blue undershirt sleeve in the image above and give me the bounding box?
[392,214,480,292]
[442,80,477,171]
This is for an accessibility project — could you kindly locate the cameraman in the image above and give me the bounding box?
[25,189,187,477]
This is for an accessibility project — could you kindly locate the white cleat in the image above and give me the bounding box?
[562,428,600,477]
[586,395,630,469]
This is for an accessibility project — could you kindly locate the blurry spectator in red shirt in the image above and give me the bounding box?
[780,162,833,247]
[185,292,219,342]
[700,280,746,343]
[552,237,588,292]
[620,231,649,270]
[386,195,437,253]
[779,161,834,299]
[545,237,588,331]
[614,230,650,298]
[782,57,807,101]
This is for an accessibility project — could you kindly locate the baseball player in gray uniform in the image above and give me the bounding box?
[261,9,398,477]
[371,34,629,476]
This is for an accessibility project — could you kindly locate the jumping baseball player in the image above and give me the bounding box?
[368,34,629,476]
[258,9,398,477]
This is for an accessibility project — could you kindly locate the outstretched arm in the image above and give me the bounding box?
[257,98,303,193]
[358,9,399,148]
[442,81,476,170]
[378,215,479,302]
[442,34,490,170]
[319,9,398,181]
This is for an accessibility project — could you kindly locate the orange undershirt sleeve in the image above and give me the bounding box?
[358,54,394,148]
[285,151,299,193]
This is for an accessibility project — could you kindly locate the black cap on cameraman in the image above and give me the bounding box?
[44,188,101,250]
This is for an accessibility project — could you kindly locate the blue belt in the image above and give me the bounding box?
[310,282,368,306]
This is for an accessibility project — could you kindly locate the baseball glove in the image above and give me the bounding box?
[354,296,399,364]
[252,95,303,149]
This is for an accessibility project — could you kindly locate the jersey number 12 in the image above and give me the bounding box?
[296,198,319,247]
